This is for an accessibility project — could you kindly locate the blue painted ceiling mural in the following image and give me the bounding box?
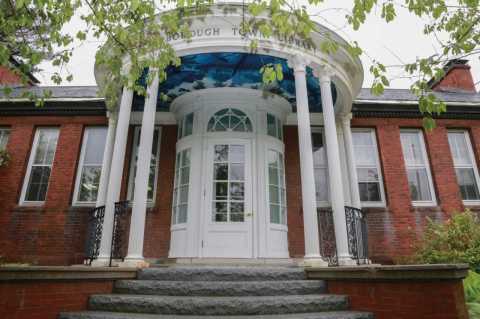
[132,52,336,112]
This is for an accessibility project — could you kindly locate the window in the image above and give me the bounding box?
[20,128,59,204]
[448,130,480,203]
[178,112,194,139]
[0,128,10,150]
[127,126,161,203]
[268,150,286,224]
[207,108,252,132]
[352,129,385,206]
[400,130,436,205]
[267,113,283,140]
[312,129,329,205]
[73,127,108,205]
[172,148,191,224]
[211,144,247,223]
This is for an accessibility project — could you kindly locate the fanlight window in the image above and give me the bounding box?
[207,108,253,132]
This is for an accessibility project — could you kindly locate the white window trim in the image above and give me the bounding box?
[127,125,162,205]
[352,128,386,208]
[266,148,287,225]
[311,127,330,208]
[72,127,107,207]
[448,129,480,206]
[401,129,437,207]
[19,127,59,206]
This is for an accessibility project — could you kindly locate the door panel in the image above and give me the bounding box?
[202,141,253,258]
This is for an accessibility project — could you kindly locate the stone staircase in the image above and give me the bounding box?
[59,266,373,319]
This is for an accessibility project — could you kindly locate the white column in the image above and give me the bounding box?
[124,70,160,266]
[342,114,362,208]
[318,66,353,264]
[289,56,322,260]
[94,86,134,265]
[95,111,117,207]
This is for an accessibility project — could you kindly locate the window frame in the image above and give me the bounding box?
[400,129,437,207]
[352,128,386,208]
[172,147,191,225]
[19,127,59,206]
[72,126,108,207]
[127,125,162,205]
[447,129,480,206]
[0,127,10,150]
[311,127,330,207]
[267,149,287,225]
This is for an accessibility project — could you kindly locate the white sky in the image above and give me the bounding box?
[36,0,480,90]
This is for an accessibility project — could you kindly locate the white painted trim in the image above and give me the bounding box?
[19,127,60,206]
[447,129,480,205]
[127,126,162,204]
[351,128,387,208]
[72,126,108,207]
[355,99,480,107]
[400,129,437,207]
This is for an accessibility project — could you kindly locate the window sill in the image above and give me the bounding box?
[463,201,480,207]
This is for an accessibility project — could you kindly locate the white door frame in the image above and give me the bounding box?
[200,137,255,258]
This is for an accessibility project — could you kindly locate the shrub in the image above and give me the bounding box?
[415,210,480,269]
[465,271,480,319]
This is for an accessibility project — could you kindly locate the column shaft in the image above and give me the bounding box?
[125,71,160,262]
[292,62,321,258]
[95,113,117,207]
[319,72,351,261]
[97,86,133,261]
[342,116,362,208]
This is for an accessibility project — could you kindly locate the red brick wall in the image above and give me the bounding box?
[351,117,480,263]
[0,116,106,265]
[0,280,114,319]
[284,126,305,257]
[143,125,177,258]
[328,279,468,319]
[0,114,177,264]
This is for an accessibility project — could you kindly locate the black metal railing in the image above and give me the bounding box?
[84,201,130,266]
[317,209,339,266]
[345,206,369,265]
[317,206,369,266]
[84,205,105,265]
[110,200,130,266]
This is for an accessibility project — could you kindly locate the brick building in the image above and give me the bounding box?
[0,4,479,267]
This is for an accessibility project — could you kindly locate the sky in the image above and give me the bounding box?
[36,0,480,90]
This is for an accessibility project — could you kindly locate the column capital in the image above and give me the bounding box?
[314,64,336,83]
[287,55,311,73]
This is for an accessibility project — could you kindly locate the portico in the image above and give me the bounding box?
[91,3,364,267]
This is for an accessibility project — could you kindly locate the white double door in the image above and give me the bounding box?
[201,139,254,258]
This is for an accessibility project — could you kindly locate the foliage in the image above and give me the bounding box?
[0,0,479,126]
[415,210,480,269]
[0,149,11,167]
[464,271,480,319]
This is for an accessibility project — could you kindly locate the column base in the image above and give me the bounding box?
[119,257,150,268]
[89,257,111,267]
[301,257,329,268]
[337,256,360,266]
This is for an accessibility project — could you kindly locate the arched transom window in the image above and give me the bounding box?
[207,108,253,132]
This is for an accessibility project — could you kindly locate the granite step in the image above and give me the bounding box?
[114,279,326,296]
[137,266,305,281]
[59,310,374,319]
[88,294,348,316]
